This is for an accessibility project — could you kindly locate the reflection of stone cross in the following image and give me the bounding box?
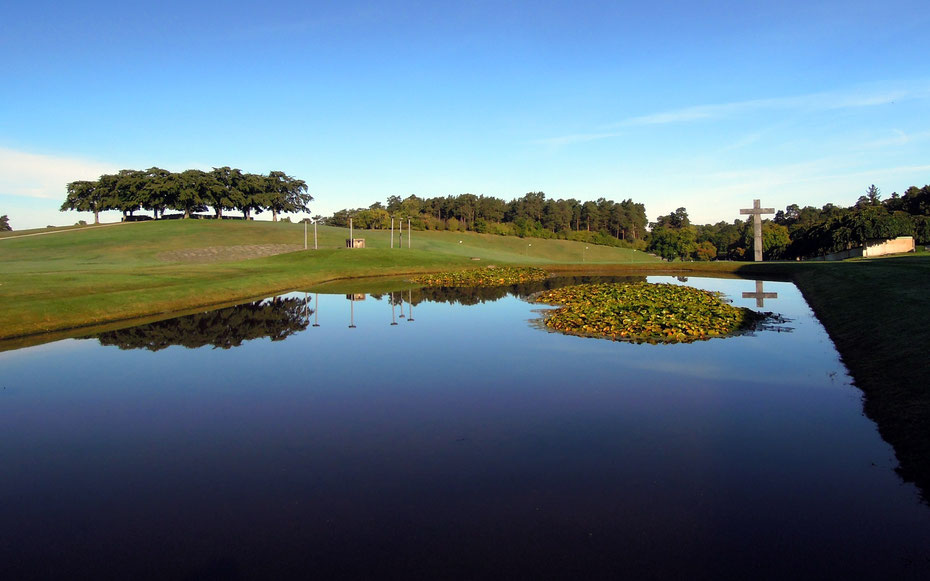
[740,199,775,262]
[742,280,778,308]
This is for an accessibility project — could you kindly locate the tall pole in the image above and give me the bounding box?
[407,289,415,321]
[349,217,353,247]
[313,293,320,327]
[408,218,411,248]
[304,221,308,250]
[399,217,403,248]
[314,220,318,250]
[391,217,394,249]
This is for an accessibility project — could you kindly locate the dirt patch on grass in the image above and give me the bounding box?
[158,244,303,263]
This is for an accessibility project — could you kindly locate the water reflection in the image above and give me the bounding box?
[84,276,780,352]
[2,276,928,580]
[370,275,648,307]
[743,279,779,307]
[88,295,311,351]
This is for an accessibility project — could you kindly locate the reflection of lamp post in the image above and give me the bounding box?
[348,295,357,328]
[312,293,320,327]
[407,289,415,322]
[390,292,398,325]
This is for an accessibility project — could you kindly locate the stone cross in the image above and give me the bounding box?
[742,280,778,308]
[740,199,775,261]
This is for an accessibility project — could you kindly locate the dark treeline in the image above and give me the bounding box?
[648,184,930,261]
[327,192,648,248]
[62,167,311,223]
[90,296,311,351]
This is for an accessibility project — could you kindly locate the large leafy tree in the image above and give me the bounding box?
[112,169,147,217]
[648,208,697,260]
[141,167,174,219]
[209,167,246,219]
[263,171,311,221]
[0,214,11,231]
[174,169,212,218]
[62,180,109,224]
[237,172,268,219]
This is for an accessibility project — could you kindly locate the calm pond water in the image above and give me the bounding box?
[1,276,928,580]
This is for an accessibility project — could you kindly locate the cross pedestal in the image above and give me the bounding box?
[740,199,775,261]
[742,280,778,308]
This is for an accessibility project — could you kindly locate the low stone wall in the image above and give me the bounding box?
[863,236,915,257]
[808,236,915,261]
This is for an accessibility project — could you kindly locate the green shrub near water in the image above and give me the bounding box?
[532,282,762,344]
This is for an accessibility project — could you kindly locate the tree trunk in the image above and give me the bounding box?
[94,210,100,225]
[272,210,278,222]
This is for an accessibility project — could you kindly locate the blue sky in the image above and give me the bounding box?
[2,0,929,230]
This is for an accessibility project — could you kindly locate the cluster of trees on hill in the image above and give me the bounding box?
[647,184,930,261]
[0,214,10,231]
[61,167,311,223]
[327,192,648,248]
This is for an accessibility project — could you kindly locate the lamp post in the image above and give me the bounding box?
[313,219,318,250]
[583,246,588,262]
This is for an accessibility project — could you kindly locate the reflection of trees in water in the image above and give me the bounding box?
[371,275,648,306]
[93,296,311,351]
